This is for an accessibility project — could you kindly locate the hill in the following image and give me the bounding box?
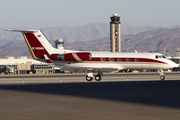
[64,27,180,54]
[0,23,156,44]
[0,27,180,57]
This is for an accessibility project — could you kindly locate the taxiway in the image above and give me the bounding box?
[0,72,180,84]
[0,72,180,120]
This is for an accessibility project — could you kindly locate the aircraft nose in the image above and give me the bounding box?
[175,64,179,67]
[169,61,179,68]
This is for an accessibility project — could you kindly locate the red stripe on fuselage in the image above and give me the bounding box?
[24,33,49,59]
[88,57,167,64]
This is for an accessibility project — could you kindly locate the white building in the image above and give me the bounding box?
[0,56,54,74]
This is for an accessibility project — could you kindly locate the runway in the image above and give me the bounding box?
[0,72,180,120]
[0,72,180,84]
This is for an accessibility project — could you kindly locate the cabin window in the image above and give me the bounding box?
[109,58,114,61]
[126,58,131,61]
[159,55,161,58]
[118,58,122,61]
[135,58,139,62]
[101,58,106,61]
[155,55,159,59]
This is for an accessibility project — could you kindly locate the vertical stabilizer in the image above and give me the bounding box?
[6,29,57,59]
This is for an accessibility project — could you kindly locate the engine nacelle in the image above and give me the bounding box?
[50,52,92,61]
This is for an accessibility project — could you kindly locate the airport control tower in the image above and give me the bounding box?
[55,39,64,49]
[110,14,121,52]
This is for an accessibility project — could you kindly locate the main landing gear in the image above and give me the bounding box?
[86,75,93,81]
[158,69,165,80]
[86,70,103,81]
[95,74,102,81]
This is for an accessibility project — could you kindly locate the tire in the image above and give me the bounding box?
[160,76,165,81]
[95,75,102,81]
[86,75,93,81]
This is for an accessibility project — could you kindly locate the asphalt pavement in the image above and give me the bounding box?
[0,72,180,120]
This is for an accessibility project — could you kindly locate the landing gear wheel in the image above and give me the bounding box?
[95,75,102,81]
[160,76,165,81]
[86,75,93,81]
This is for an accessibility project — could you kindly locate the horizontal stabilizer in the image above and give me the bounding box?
[5,29,38,33]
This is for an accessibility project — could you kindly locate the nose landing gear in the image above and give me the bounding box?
[160,76,165,80]
[158,69,165,80]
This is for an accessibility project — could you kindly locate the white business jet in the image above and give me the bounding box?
[6,29,178,81]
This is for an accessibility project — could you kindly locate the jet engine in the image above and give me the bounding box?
[50,52,92,61]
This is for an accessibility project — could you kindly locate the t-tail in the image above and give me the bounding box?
[6,29,92,63]
[6,29,58,60]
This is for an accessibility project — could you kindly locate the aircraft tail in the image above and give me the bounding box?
[6,29,58,60]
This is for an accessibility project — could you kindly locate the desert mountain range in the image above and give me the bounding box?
[65,27,180,54]
[0,23,156,42]
[0,23,180,57]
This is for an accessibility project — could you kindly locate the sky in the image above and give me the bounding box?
[0,0,180,28]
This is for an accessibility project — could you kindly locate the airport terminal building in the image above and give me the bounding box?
[0,55,179,75]
[0,39,65,75]
[0,56,55,74]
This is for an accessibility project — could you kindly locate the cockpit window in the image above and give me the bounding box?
[161,55,166,58]
[155,55,166,59]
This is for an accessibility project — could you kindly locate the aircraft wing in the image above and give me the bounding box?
[61,65,124,73]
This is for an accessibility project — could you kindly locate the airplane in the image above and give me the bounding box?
[6,29,179,81]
